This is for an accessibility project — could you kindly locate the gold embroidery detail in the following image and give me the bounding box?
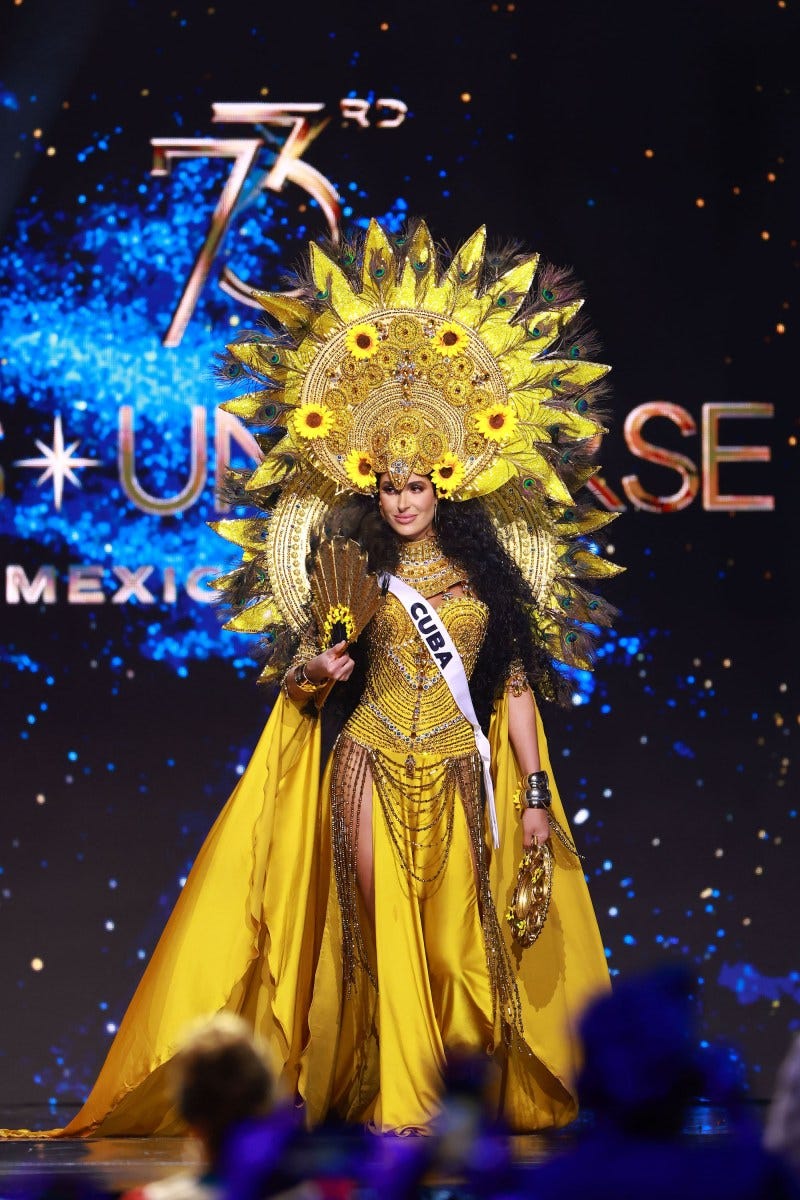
[507,656,530,697]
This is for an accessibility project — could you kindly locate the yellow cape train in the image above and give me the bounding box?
[2,692,609,1138]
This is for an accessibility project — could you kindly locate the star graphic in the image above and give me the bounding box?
[15,415,101,511]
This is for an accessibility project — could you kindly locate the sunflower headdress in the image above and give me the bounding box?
[211,220,622,687]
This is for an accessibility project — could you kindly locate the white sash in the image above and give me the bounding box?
[381,573,500,849]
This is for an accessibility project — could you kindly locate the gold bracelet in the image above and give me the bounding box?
[293,662,325,694]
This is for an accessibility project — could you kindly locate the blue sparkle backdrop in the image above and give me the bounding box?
[0,0,797,1118]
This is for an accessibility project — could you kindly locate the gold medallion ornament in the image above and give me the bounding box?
[506,842,553,949]
[210,219,623,683]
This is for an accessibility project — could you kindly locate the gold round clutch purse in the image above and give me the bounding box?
[505,841,553,949]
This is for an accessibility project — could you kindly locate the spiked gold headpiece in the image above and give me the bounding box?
[222,220,608,502]
[212,220,622,683]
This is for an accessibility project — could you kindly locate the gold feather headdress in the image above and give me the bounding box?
[211,219,622,684]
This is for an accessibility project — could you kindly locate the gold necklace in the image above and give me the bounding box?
[395,537,465,598]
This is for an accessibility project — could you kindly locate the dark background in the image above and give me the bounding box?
[0,0,797,1116]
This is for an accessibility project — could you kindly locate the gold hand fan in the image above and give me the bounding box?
[309,536,384,649]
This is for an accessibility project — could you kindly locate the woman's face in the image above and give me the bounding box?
[378,473,437,542]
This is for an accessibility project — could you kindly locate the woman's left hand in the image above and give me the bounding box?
[521,807,550,849]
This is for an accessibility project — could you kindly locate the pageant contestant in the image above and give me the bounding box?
[4,220,618,1137]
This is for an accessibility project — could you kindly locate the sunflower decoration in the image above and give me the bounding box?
[430,453,466,497]
[211,219,622,686]
[291,401,335,440]
[323,602,356,645]
[431,321,468,357]
[343,448,377,491]
[472,402,519,444]
[344,322,381,360]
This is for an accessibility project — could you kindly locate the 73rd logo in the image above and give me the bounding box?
[151,98,408,347]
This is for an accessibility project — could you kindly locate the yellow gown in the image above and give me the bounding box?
[2,555,609,1138]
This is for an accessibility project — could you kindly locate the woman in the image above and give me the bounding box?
[287,473,557,1132]
[3,219,615,1138]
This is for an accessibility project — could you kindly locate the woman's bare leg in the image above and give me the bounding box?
[332,737,376,924]
[355,770,375,920]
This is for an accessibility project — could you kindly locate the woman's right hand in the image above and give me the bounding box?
[305,640,355,684]
[521,806,550,849]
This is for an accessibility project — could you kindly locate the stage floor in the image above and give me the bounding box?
[0,1106,196,1194]
[0,1103,746,1196]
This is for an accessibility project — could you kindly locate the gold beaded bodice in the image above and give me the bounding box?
[343,540,489,758]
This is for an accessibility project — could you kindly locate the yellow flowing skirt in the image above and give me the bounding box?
[1,693,609,1138]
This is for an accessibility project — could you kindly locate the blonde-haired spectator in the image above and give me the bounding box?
[123,1014,274,1200]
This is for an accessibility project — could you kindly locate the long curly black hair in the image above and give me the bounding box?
[317,491,556,740]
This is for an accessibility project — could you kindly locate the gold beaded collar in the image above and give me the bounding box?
[395,537,465,598]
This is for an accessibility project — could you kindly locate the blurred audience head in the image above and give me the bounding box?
[578,966,704,1136]
[172,1013,274,1162]
[0,1175,110,1200]
[764,1033,800,1180]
